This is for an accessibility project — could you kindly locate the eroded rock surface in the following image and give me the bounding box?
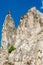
[0,7,43,65]
[2,12,16,50]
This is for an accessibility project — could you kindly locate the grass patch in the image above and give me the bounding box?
[8,45,16,53]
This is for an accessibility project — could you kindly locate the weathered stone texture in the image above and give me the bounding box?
[0,7,43,65]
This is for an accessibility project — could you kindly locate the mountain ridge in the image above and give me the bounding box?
[0,7,43,65]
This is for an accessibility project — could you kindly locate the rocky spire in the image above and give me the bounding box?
[2,11,16,50]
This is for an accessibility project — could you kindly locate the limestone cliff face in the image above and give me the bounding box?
[15,7,43,48]
[2,12,16,50]
[0,7,43,65]
[10,7,43,65]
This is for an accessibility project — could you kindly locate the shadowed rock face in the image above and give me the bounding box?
[0,7,43,65]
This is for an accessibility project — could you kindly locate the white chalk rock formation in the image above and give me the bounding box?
[9,7,43,65]
[0,11,16,65]
[0,7,43,65]
[2,11,16,50]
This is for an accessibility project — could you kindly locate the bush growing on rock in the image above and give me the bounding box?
[8,45,16,53]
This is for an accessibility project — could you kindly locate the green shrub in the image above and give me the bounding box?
[8,45,16,53]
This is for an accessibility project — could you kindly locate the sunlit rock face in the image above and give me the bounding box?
[10,7,43,65]
[15,7,42,48]
[0,12,16,65]
[0,7,43,65]
[2,12,16,50]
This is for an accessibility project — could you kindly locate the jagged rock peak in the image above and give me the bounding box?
[29,7,37,12]
[19,7,43,29]
[5,11,12,21]
[3,11,15,30]
[27,7,43,17]
[2,11,16,50]
[20,7,43,20]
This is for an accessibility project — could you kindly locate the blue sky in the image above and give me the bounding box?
[0,0,43,46]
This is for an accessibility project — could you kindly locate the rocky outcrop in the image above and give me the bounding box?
[0,7,43,65]
[0,12,16,65]
[2,11,16,50]
[9,7,43,65]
